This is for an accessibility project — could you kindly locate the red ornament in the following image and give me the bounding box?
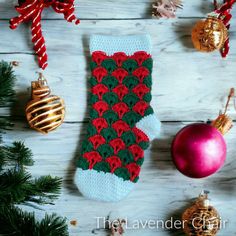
[172,123,227,178]
[10,0,80,70]
[172,89,234,178]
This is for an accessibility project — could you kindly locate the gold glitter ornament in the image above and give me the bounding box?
[25,73,65,134]
[191,16,228,52]
[182,192,221,236]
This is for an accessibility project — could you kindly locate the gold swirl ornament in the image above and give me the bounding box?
[192,16,228,52]
[182,192,221,236]
[26,73,65,134]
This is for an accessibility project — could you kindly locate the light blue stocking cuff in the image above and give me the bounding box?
[90,34,152,55]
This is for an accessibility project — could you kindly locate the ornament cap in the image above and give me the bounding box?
[31,73,51,100]
[211,88,234,135]
[196,191,211,208]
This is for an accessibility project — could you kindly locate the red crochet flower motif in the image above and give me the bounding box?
[92,51,107,66]
[109,138,126,154]
[92,118,108,133]
[92,67,108,83]
[112,120,130,137]
[112,52,128,67]
[91,84,109,99]
[89,135,106,149]
[112,102,129,119]
[112,84,129,100]
[133,67,150,82]
[83,151,102,169]
[132,101,149,116]
[106,156,122,173]
[132,51,151,66]
[112,68,129,83]
[128,144,144,161]
[93,101,109,116]
[132,127,149,143]
[132,84,150,99]
[126,163,141,181]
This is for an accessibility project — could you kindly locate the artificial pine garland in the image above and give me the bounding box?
[0,61,16,105]
[0,61,69,236]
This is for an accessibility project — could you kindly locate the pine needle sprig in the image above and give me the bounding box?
[38,213,69,236]
[0,205,69,236]
[0,61,16,106]
[0,170,62,205]
[0,118,12,131]
[26,176,63,204]
[0,169,32,205]
[0,142,34,169]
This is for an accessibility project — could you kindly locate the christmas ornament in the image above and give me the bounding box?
[25,73,65,134]
[10,0,80,70]
[152,0,183,18]
[182,191,221,236]
[172,89,234,178]
[75,35,161,202]
[191,0,236,57]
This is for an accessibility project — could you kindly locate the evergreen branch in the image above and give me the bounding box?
[0,169,32,205]
[0,61,16,106]
[26,176,62,204]
[0,205,69,236]
[38,213,69,236]
[0,170,62,205]
[0,142,34,168]
[0,118,12,131]
[0,61,69,235]
[0,118,13,144]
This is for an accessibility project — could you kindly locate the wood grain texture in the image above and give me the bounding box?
[0,0,236,19]
[0,19,236,122]
[0,0,236,235]
[3,121,236,235]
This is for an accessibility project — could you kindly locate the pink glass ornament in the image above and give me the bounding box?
[172,123,227,178]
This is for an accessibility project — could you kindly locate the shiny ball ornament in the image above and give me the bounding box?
[182,193,221,236]
[172,123,226,178]
[191,16,228,52]
[26,74,65,134]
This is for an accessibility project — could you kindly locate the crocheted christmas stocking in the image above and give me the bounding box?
[75,35,161,202]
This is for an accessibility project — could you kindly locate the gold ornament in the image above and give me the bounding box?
[191,16,228,52]
[182,192,221,236]
[25,73,65,134]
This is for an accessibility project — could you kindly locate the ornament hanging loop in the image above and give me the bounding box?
[211,88,234,135]
[224,88,235,114]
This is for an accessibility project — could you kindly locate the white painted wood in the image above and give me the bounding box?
[0,19,236,121]
[1,0,236,235]
[0,0,236,19]
[0,0,212,19]
[3,121,236,235]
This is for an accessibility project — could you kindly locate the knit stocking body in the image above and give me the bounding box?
[75,35,161,202]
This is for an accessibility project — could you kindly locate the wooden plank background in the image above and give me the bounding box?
[1,1,236,235]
